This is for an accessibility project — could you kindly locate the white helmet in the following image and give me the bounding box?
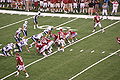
[38,11,41,15]
[25,21,28,24]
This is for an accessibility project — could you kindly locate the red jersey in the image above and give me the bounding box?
[35,42,42,48]
[41,37,48,44]
[63,0,68,4]
[94,16,100,23]
[58,31,65,39]
[52,34,58,41]
[70,31,76,35]
[16,56,24,65]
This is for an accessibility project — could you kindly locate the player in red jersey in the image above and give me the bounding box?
[57,29,66,51]
[58,29,65,40]
[64,30,71,44]
[15,53,29,78]
[92,13,104,33]
[116,37,120,44]
[35,42,48,56]
[69,30,78,42]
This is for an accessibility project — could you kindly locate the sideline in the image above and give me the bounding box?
[0,10,120,20]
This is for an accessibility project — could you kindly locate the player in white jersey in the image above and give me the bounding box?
[14,28,22,42]
[110,0,119,15]
[33,12,41,29]
[16,38,30,52]
[22,21,28,37]
[2,43,14,56]
[43,26,53,37]
[31,33,43,42]
[30,33,43,48]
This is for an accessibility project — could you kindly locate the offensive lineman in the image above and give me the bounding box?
[15,53,29,78]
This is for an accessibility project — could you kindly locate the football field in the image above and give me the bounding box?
[0,13,120,80]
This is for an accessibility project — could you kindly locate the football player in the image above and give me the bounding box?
[14,28,22,42]
[69,30,78,42]
[16,37,30,52]
[33,15,39,29]
[35,42,48,57]
[45,38,54,54]
[64,30,71,44]
[43,26,54,37]
[57,29,66,51]
[2,43,14,56]
[15,53,29,78]
[30,33,43,48]
[22,21,28,37]
[92,13,104,33]
[33,12,41,29]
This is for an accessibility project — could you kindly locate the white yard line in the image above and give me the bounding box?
[0,19,119,80]
[0,17,33,30]
[0,10,120,20]
[69,49,120,80]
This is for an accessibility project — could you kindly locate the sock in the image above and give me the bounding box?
[16,71,19,76]
[25,72,29,76]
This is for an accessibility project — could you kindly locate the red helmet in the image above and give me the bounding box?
[60,29,63,31]
[16,53,20,56]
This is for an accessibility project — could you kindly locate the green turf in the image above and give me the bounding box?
[0,13,120,80]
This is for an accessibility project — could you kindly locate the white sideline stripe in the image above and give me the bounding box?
[69,49,120,80]
[0,10,120,20]
[0,20,119,80]
[0,17,33,30]
[0,18,78,80]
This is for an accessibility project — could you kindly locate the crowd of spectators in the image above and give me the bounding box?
[0,0,119,15]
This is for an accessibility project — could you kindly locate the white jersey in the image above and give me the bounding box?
[23,23,27,31]
[32,33,43,39]
[17,39,28,47]
[58,39,66,46]
[15,29,22,37]
[44,26,53,34]
[3,43,14,51]
[112,1,119,7]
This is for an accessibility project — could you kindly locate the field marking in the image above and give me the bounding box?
[0,17,33,30]
[0,19,119,80]
[69,49,120,80]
